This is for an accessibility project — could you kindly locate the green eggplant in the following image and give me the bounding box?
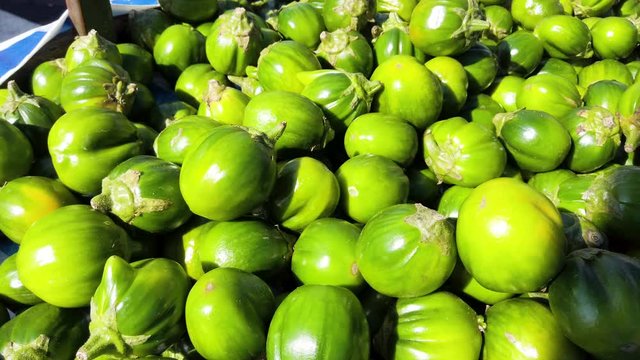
[154,24,206,81]
[76,256,190,358]
[527,169,577,205]
[549,249,640,360]
[371,13,426,65]
[573,0,619,17]
[336,154,409,223]
[48,108,143,196]
[356,203,457,298]
[0,303,88,360]
[205,8,263,76]
[423,117,507,187]
[315,29,373,76]
[267,285,369,359]
[591,17,638,59]
[91,155,192,233]
[128,8,174,51]
[158,0,217,22]
[0,176,77,244]
[409,0,489,56]
[268,156,340,232]
[344,112,418,167]
[179,125,277,221]
[129,85,157,125]
[578,59,634,89]
[483,298,585,359]
[133,123,158,155]
[371,55,443,130]
[493,109,571,172]
[60,59,137,115]
[116,43,154,85]
[269,2,326,48]
[1,81,63,155]
[510,0,564,31]
[0,121,33,184]
[407,167,442,207]
[186,268,275,360]
[256,40,322,93]
[243,90,333,155]
[559,106,621,173]
[154,101,198,130]
[65,29,122,71]
[0,253,42,305]
[537,58,578,84]
[516,73,581,119]
[483,5,513,41]
[425,56,469,118]
[533,15,593,59]
[299,70,381,134]
[291,218,364,290]
[456,42,499,94]
[488,75,525,112]
[227,75,264,98]
[446,259,514,304]
[583,80,627,113]
[197,80,250,125]
[556,165,640,247]
[376,291,482,359]
[175,64,228,108]
[194,219,292,278]
[496,30,544,77]
[437,185,474,219]
[31,58,67,104]
[626,60,640,79]
[16,205,131,308]
[162,217,211,280]
[561,212,608,253]
[322,0,373,32]
[358,287,395,336]
[459,93,505,130]
[153,115,221,165]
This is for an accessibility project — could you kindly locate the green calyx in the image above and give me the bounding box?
[492,111,516,138]
[620,112,640,157]
[222,7,260,51]
[75,301,151,360]
[574,107,621,146]
[316,29,358,65]
[423,129,464,184]
[103,78,137,113]
[1,81,43,119]
[404,204,454,256]
[346,72,382,111]
[70,30,107,58]
[381,12,409,33]
[1,335,51,360]
[90,170,172,224]
[452,0,490,45]
[333,0,372,31]
[203,79,227,104]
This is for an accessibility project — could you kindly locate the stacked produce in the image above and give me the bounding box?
[0,0,640,358]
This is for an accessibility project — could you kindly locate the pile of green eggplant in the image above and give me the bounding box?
[1,0,640,357]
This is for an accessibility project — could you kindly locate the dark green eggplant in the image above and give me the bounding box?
[549,249,640,360]
[493,109,571,172]
[371,13,426,66]
[0,253,42,305]
[133,123,158,155]
[116,43,154,85]
[129,84,157,125]
[407,167,442,207]
[48,108,143,196]
[0,121,33,184]
[128,8,174,51]
[559,106,621,173]
[91,155,192,233]
[1,81,63,155]
[159,0,218,22]
[65,29,122,71]
[534,15,593,59]
[496,30,544,77]
[205,8,264,76]
[0,303,88,360]
[561,212,608,253]
[76,256,190,358]
[456,42,499,93]
[299,70,381,134]
[16,205,131,308]
[315,29,373,76]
